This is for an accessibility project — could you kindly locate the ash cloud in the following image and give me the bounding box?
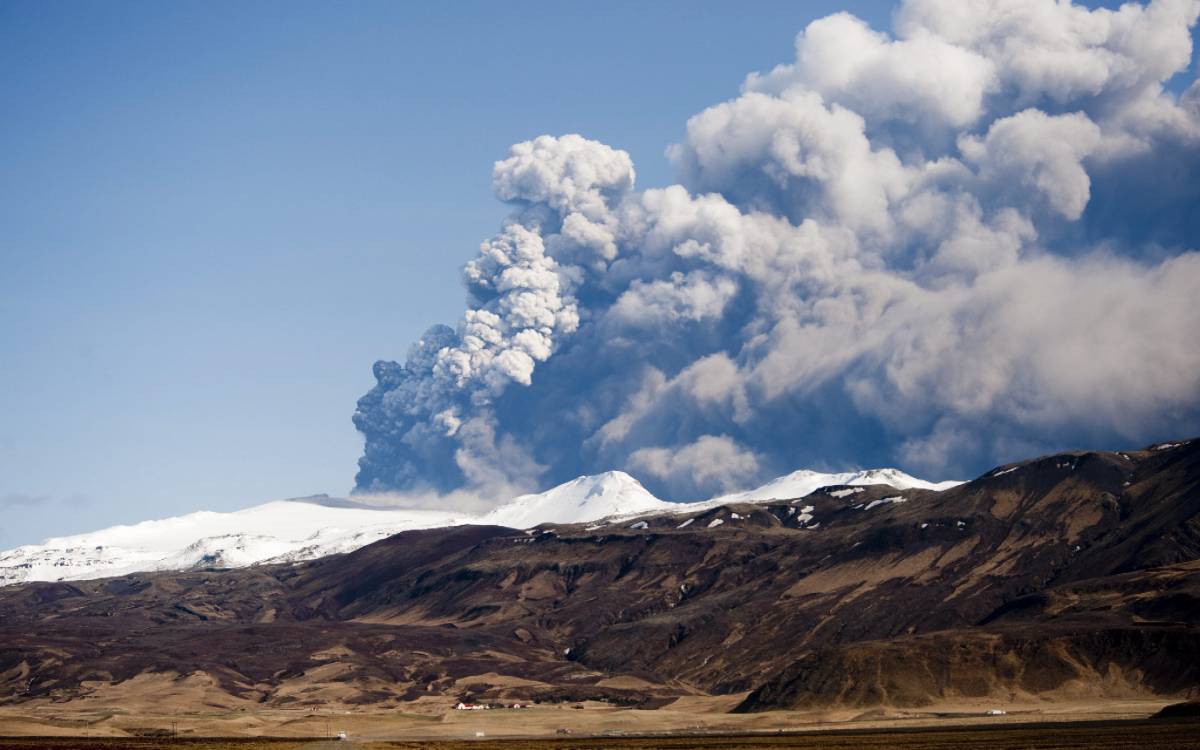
[354,0,1200,501]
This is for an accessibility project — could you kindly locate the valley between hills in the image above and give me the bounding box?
[0,439,1198,741]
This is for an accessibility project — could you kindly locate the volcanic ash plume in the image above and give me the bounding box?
[354,0,1200,501]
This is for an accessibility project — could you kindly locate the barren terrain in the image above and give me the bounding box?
[1,440,1197,739]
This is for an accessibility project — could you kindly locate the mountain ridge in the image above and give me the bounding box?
[0,464,959,586]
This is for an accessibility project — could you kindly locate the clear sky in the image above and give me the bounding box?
[0,0,1180,549]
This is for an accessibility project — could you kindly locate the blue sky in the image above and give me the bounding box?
[0,1,908,547]
[0,0,1188,548]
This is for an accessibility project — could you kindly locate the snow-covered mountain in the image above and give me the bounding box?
[482,471,674,528]
[0,500,469,587]
[0,466,959,586]
[712,467,961,505]
[0,472,668,586]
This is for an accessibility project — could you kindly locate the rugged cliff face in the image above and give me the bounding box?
[1,440,1197,711]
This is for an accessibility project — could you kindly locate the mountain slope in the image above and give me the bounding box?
[0,439,1196,713]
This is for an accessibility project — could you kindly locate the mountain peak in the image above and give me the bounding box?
[483,470,671,528]
[565,469,644,489]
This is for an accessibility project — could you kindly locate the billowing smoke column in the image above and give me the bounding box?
[355,0,1200,501]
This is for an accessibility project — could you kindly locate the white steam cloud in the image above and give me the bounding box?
[354,0,1200,500]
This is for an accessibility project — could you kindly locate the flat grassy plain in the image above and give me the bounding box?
[3,719,1200,750]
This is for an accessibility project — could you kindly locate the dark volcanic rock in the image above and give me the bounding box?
[1154,700,1200,718]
